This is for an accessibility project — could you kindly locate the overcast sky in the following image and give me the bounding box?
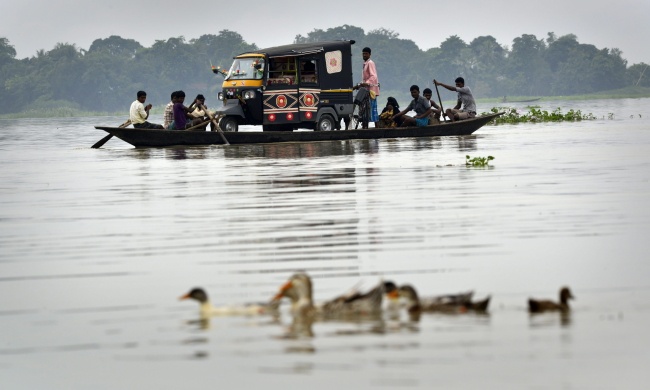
[1,0,648,65]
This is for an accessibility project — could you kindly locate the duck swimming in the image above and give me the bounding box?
[272,272,384,318]
[180,287,279,317]
[385,283,490,314]
[528,286,574,313]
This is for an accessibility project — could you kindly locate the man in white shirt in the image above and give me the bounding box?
[129,90,164,129]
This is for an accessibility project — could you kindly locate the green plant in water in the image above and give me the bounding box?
[466,155,494,167]
[486,107,597,124]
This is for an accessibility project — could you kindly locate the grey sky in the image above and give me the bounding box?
[1,0,648,65]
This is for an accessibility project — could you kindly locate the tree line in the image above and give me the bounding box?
[0,26,648,115]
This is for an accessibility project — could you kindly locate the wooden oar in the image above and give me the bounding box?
[91,120,131,148]
[184,119,211,131]
[433,81,447,122]
[198,104,229,145]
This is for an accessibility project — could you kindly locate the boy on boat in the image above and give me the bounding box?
[129,91,164,129]
[434,77,476,122]
[392,85,433,127]
[422,88,442,125]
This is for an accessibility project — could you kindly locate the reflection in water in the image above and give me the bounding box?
[281,315,315,339]
[224,140,357,159]
[529,311,572,328]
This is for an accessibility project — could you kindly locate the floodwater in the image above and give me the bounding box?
[1,98,649,389]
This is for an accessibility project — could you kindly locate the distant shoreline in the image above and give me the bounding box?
[2,87,649,120]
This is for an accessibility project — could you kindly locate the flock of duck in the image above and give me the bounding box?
[180,272,575,322]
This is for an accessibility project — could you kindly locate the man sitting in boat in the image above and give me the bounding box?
[189,94,214,131]
[169,91,204,130]
[392,85,433,127]
[129,90,164,129]
[434,77,476,122]
[422,88,442,125]
[163,91,178,129]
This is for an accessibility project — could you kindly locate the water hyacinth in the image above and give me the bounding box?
[486,107,597,124]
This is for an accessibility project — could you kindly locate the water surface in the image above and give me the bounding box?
[1,98,649,389]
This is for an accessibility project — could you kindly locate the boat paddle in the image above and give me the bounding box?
[199,104,230,145]
[433,80,447,122]
[91,119,131,149]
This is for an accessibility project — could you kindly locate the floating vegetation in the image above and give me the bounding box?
[486,107,597,124]
[466,155,494,167]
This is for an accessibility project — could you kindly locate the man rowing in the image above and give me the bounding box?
[434,77,476,122]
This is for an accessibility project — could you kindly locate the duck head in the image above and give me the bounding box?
[559,287,575,304]
[272,273,314,313]
[180,287,209,304]
[383,281,400,300]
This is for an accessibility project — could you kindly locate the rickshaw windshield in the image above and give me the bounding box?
[225,57,265,80]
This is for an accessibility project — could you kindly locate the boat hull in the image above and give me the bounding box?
[95,113,502,148]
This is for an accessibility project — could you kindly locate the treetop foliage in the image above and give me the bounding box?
[0,26,647,115]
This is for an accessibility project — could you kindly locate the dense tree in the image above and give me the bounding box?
[0,28,644,115]
[429,35,470,86]
[468,36,507,96]
[507,34,552,95]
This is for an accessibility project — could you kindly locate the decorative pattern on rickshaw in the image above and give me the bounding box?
[299,88,321,112]
[263,90,299,114]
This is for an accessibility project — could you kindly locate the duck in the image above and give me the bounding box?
[180,287,279,317]
[386,283,490,314]
[528,286,574,313]
[272,272,384,318]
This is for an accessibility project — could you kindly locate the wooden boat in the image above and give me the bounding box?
[93,112,503,148]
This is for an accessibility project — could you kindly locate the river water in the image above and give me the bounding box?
[1,98,649,389]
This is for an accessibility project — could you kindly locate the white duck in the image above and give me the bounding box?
[180,287,279,317]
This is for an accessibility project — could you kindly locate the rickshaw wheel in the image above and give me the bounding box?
[317,114,336,131]
[219,116,239,132]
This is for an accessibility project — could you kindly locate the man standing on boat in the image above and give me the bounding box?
[355,47,380,128]
[434,77,476,122]
[130,91,164,129]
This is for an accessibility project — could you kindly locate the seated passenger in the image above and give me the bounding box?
[169,91,204,130]
[129,90,164,129]
[377,105,398,128]
[301,61,317,83]
[392,85,433,127]
[422,88,442,125]
[189,94,215,131]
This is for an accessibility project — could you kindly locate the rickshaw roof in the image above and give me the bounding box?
[236,40,355,58]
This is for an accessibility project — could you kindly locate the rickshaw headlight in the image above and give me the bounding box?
[242,90,256,100]
[218,92,224,101]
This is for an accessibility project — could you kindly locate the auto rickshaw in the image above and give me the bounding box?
[212,40,356,132]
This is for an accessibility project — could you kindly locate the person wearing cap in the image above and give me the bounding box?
[434,77,477,122]
[354,47,380,128]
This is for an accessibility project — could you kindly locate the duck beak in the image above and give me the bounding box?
[179,293,190,301]
[272,280,293,301]
[387,289,400,300]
